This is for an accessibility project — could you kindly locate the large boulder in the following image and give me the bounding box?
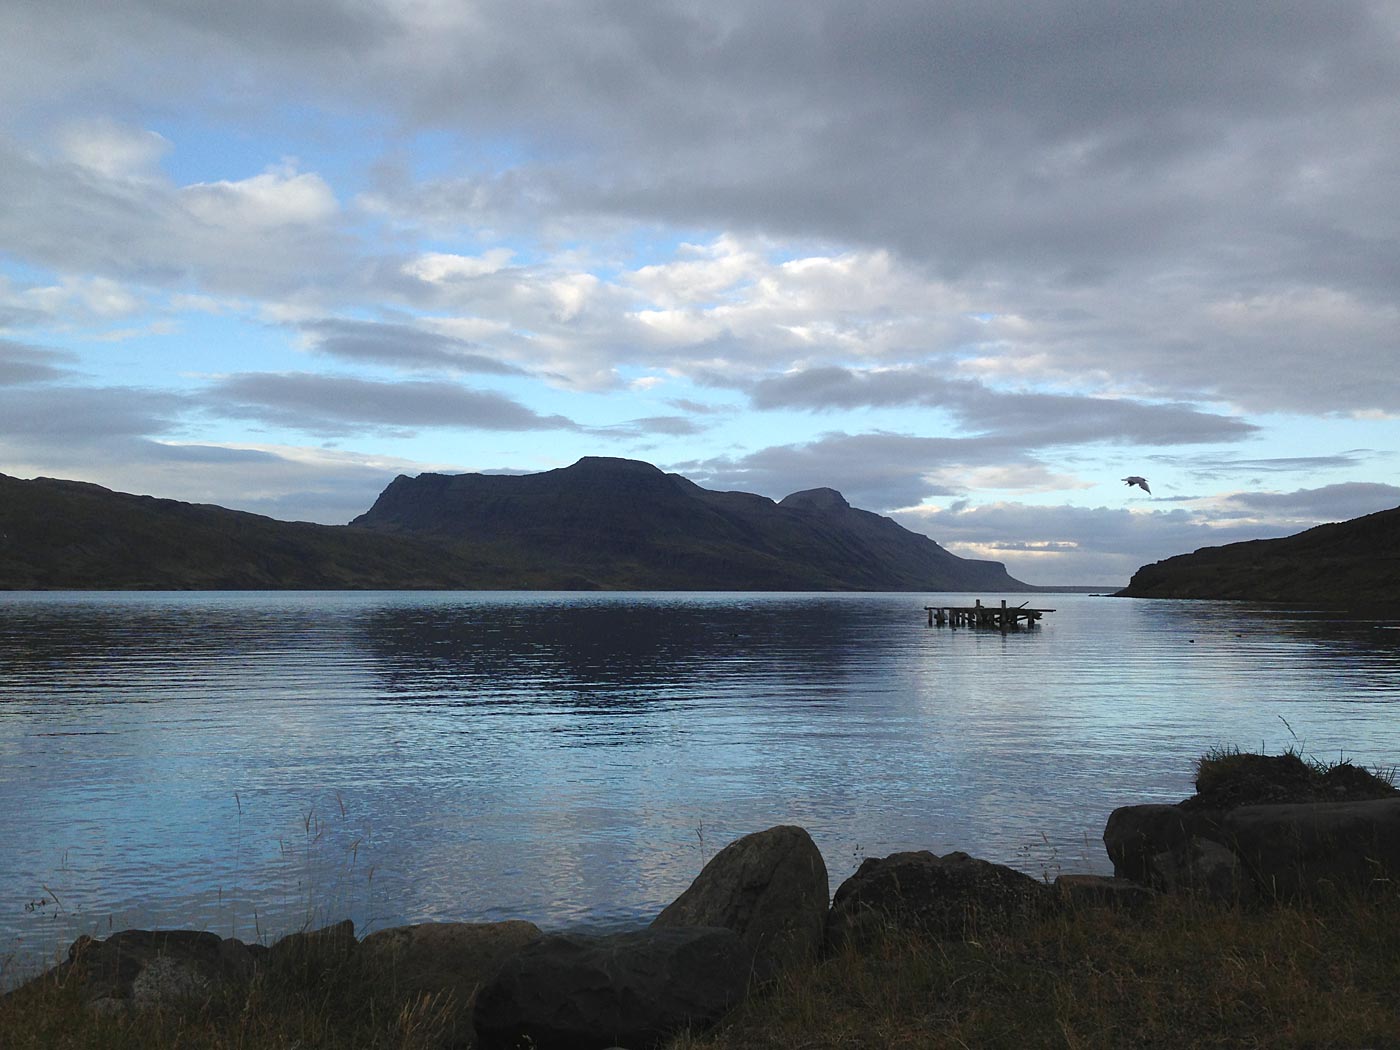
[1103,805,1254,901]
[358,920,542,1046]
[651,824,828,979]
[1148,837,1256,904]
[473,927,748,1050]
[53,929,264,1013]
[1223,797,1400,899]
[1103,804,1226,885]
[1106,769,1400,901]
[265,919,358,989]
[825,850,1056,949]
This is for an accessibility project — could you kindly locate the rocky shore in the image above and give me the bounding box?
[6,754,1397,1050]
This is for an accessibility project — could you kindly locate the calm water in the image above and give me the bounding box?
[3,590,1399,985]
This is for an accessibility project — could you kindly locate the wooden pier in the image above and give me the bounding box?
[925,599,1054,632]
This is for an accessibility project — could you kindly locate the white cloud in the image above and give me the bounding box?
[53,118,171,179]
[182,165,338,229]
[403,249,514,282]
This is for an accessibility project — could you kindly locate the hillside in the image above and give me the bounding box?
[0,459,1032,591]
[1116,503,1400,602]
[0,474,519,590]
[351,457,1031,591]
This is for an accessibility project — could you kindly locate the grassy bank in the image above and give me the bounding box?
[4,887,1399,1049]
[678,889,1400,1049]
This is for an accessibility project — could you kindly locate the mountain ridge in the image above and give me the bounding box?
[0,457,1033,591]
[350,456,1032,591]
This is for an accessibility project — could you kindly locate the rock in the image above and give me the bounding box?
[1103,804,1226,884]
[266,919,357,988]
[1149,837,1256,904]
[473,927,748,1050]
[1053,874,1159,910]
[61,929,261,1012]
[1186,751,1396,811]
[651,824,828,979]
[1223,797,1400,899]
[825,850,1057,949]
[358,920,542,1046]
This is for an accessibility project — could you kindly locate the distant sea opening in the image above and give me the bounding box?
[3,590,1398,986]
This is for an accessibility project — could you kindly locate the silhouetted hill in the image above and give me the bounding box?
[0,475,526,589]
[1116,504,1400,602]
[352,457,1033,591]
[0,459,1032,591]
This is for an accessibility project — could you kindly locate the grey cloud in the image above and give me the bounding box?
[0,137,353,300]
[1219,482,1400,521]
[678,432,984,511]
[603,415,709,437]
[666,398,734,415]
[751,367,1256,446]
[1162,452,1376,477]
[208,372,580,436]
[300,318,526,375]
[889,501,1300,586]
[0,384,186,440]
[0,341,79,385]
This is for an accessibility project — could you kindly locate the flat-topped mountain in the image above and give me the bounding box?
[351,456,1031,591]
[0,458,1032,591]
[1116,503,1400,603]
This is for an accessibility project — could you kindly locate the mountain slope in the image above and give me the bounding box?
[0,474,521,589]
[1116,504,1400,602]
[350,456,1031,591]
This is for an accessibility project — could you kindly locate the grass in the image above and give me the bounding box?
[0,931,461,1050]
[671,889,1400,1050]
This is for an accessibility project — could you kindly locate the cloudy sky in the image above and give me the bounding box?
[3,1,1398,585]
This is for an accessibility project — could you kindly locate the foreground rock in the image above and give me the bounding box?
[473,927,748,1050]
[826,850,1057,949]
[359,920,542,1046]
[1224,798,1400,899]
[1105,754,1400,901]
[651,824,829,979]
[42,929,265,1013]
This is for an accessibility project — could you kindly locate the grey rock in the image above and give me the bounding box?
[1223,797,1400,900]
[1103,804,1225,884]
[652,824,828,979]
[61,929,260,1012]
[826,850,1057,949]
[474,926,748,1050]
[1149,837,1256,903]
[265,919,357,991]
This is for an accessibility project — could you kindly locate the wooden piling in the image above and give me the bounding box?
[923,600,1055,631]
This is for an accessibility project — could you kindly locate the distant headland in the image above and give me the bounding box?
[1116,502,1400,603]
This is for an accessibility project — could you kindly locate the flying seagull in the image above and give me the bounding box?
[1122,476,1151,494]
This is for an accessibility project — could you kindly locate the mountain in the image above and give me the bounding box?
[0,458,1032,591]
[1116,504,1400,603]
[0,473,519,590]
[350,456,1031,591]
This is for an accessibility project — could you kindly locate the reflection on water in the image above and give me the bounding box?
[2,590,1399,985]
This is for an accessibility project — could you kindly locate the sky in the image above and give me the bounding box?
[2,1,1399,586]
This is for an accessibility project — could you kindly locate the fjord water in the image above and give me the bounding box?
[3,590,1399,983]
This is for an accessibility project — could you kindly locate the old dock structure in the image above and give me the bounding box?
[925,599,1054,631]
